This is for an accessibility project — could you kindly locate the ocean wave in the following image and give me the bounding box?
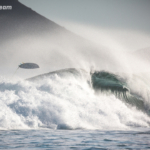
[0,68,150,130]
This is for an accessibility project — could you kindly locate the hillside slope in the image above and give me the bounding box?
[0,0,116,78]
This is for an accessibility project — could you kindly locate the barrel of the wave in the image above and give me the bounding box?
[91,71,128,93]
[91,71,130,103]
[91,71,148,114]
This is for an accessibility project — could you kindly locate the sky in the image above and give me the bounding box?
[19,0,150,51]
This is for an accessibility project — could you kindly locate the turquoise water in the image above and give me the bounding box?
[0,129,150,149]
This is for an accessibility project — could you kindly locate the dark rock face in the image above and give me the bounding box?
[0,0,97,74]
[0,0,114,76]
[0,0,66,43]
[0,0,90,53]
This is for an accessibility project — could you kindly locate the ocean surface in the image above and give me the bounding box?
[0,68,150,149]
[0,129,150,149]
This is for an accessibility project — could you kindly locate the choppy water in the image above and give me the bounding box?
[0,129,150,149]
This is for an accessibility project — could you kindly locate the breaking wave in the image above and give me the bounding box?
[0,68,150,130]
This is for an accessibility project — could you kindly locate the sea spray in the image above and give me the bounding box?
[0,70,150,130]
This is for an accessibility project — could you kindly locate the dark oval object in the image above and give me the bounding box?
[19,63,39,69]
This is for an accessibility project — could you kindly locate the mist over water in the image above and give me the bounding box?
[0,22,150,130]
[0,72,150,130]
[1,22,150,78]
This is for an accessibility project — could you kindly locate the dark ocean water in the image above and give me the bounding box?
[0,129,150,149]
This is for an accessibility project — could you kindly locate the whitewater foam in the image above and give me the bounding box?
[0,71,150,130]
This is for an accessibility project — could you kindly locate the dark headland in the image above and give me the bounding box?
[0,0,101,72]
[0,0,83,43]
[0,0,126,76]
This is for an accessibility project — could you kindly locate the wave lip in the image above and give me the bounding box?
[27,68,88,82]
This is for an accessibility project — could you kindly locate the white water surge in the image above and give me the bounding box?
[0,71,150,130]
[0,20,150,131]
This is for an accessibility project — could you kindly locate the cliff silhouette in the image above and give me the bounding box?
[0,0,114,78]
[0,0,76,43]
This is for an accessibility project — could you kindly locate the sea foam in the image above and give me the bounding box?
[0,72,150,130]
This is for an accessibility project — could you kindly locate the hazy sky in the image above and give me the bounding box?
[19,0,150,32]
[19,0,150,50]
